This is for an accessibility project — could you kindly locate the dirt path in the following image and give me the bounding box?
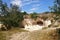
[8,27,59,40]
[9,32,30,40]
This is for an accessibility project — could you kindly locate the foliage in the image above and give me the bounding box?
[49,0,60,21]
[0,0,27,28]
[30,12,38,20]
[21,11,28,15]
[49,0,60,14]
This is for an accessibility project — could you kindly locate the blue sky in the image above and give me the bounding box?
[2,0,54,13]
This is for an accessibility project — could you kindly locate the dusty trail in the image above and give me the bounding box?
[9,32,30,40]
[8,27,60,40]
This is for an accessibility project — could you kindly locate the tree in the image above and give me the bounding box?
[57,0,60,13]
[30,12,38,20]
[49,0,60,20]
[0,0,3,15]
[0,0,8,16]
[0,0,25,29]
[21,11,28,15]
[49,0,60,14]
[57,0,60,5]
[3,4,24,27]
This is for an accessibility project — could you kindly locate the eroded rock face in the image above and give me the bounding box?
[23,18,52,31]
[24,25,44,31]
[44,20,51,27]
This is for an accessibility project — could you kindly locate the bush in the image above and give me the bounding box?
[56,28,60,34]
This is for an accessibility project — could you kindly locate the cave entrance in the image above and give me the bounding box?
[37,21,43,26]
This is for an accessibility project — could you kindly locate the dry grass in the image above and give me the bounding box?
[0,28,27,40]
[29,28,59,40]
[0,27,60,40]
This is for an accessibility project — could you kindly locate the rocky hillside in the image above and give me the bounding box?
[23,13,60,28]
[0,13,60,40]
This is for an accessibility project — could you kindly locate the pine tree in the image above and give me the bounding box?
[0,0,3,15]
[49,0,60,14]
[0,0,8,16]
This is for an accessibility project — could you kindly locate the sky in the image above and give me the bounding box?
[2,0,54,13]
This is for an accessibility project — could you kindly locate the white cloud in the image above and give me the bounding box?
[23,0,39,2]
[21,11,24,12]
[10,0,40,7]
[22,0,39,6]
[22,2,32,6]
[22,0,30,2]
[28,11,33,14]
[30,8,38,11]
[11,0,22,7]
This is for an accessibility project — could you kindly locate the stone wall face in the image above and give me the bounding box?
[22,18,52,31]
